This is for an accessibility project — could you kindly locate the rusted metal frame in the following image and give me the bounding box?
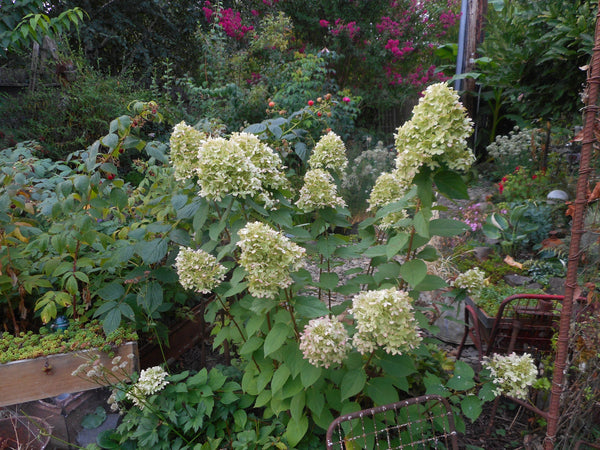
[544,3,600,447]
[325,394,458,450]
[457,304,485,360]
[485,294,564,356]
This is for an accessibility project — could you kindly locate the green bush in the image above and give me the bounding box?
[0,72,158,160]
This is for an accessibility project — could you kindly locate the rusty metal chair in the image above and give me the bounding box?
[325,394,458,449]
[457,294,566,362]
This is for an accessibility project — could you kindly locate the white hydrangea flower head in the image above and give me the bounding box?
[296,168,346,212]
[299,316,351,368]
[126,366,169,409]
[367,170,412,229]
[230,132,289,196]
[453,267,488,295]
[169,121,207,181]
[483,352,537,399]
[175,247,227,293]
[237,222,306,298]
[395,82,474,175]
[196,137,262,200]
[194,133,288,205]
[309,131,348,173]
[350,288,422,355]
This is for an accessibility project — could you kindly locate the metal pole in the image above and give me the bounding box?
[544,2,600,448]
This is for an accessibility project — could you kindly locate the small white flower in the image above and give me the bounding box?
[453,268,487,295]
[126,366,170,409]
[175,247,227,293]
[237,222,305,299]
[299,316,351,368]
[483,352,537,399]
[309,131,348,173]
[350,288,422,355]
[296,168,346,212]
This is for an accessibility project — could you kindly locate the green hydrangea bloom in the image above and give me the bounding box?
[367,170,412,229]
[350,288,422,356]
[175,247,226,293]
[395,82,474,175]
[309,131,348,174]
[296,168,346,212]
[237,222,305,299]
[169,121,207,181]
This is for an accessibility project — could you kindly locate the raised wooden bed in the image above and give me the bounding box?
[0,341,138,408]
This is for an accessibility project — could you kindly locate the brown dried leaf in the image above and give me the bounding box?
[503,255,523,269]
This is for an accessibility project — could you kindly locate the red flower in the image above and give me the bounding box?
[532,174,538,180]
[498,182,504,194]
[502,176,508,182]
[308,100,314,106]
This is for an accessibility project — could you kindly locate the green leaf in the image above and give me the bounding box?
[386,233,409,259]
[414,275,448,291]
[399,259,427,288]
[300,362,321,388]
[424,372,450,397]
[97,283,124,301]
[340,369,367,401]
[100,133,119,150]
[295,142,308,161]
[264,323,291,357]
[255,390,271,408]
[377,354,416,377]
[414,169,433,207]
[284,416,308,448]
[135,238,168,264]
[413,211,429,238]
[447,360,476,391]
[434,170,469,199]
[461,395,483,421]
[294,296,330,319]
[244,122,267,134]
[366,377,399,406]
[192,199,210,231]
[479,381,497,402]
[169,228,191,247]
[81,406,107,429]
[429,219,469,237]
[103,308,122,335]
[96,430,121,449]
[374,261,401,284]
[290,391,306,421]
[271,364,291,393]
[306,390,325,417]
[317,272,339,290]
[482,223,501,239]
[110,187,128,210]
[145,141,169,163]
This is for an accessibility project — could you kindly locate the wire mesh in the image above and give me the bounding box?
[325,395,458,450]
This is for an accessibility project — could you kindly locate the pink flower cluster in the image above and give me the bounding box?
[376,17,403,36]
[327,19,361,41]
[385,39,414,59]
[203,2,254,40]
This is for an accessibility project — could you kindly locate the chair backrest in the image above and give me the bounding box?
[486,294,564,357]
[326,394,458,450]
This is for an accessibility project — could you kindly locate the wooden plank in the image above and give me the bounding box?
[0,342,138,407]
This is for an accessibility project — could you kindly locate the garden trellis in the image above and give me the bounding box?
[544,0,600,447]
